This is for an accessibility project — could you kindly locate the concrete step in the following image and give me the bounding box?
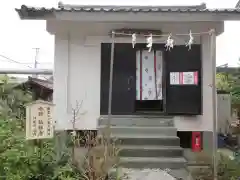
[100,115,174,118]
[106,134,180,146]
[119,145,183,158]
[98,115,174,127]
[98,126,177,136]
[119,157,187,169]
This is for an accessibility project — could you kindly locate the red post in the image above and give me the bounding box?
[192,132,202,152]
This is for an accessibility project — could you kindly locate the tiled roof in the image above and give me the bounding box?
[27,77,53,91]
[15,2,240,19]
[217,67,240,74]
[56,2,207,12]
[236,0,240,8]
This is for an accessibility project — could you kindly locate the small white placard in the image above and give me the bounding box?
[170,72,180,85]
[26,100,54,140]
[182,72,194,85]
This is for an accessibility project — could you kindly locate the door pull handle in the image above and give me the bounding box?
[128,76,134,91]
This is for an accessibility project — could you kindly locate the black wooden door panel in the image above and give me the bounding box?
[165,45,202,115]
[100,43,111,115]
[100,43,136,115]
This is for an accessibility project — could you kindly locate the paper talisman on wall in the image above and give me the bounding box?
[180,71,198,85]
[170,72,180,85]
[170,71,198,85]
[25,100,54,140]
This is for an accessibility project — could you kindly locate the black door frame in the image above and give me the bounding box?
[101,43,202,115]
[100,43,168,115]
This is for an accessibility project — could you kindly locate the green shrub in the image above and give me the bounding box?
[191,152,240,180]
[0,75,119,179]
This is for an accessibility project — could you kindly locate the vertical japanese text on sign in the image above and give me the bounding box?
[26,100,54,140]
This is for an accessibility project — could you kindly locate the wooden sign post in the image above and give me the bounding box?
[25,100,54,179]
[26,100,54,140]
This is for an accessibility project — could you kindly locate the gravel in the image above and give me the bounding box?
[116,168,176,180]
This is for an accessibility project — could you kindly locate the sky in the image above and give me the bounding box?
[0,0,239,73]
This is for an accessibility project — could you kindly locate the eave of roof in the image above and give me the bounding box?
[217,67,240,74]
[236,0,240,8]
[15,2,240,20]
[23,77,53,91]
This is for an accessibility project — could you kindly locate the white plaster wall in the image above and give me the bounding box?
[52,21,222,131]
[54,33,100,130]
[68,35,100,130]
[53,34,70,130]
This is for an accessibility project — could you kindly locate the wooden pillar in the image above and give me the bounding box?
[210,29,218,180]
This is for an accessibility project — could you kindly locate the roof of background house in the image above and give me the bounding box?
[15,2,240,20]
[217,67,240,74]
[0,75,53,92]
[48,76,53,82]
[0,76,27,84]
[26,76,53,91]
[236,0,240,8]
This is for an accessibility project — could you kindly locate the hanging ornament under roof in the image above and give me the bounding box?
[132,33,136,48]
[186,30,194,50]
[165,34,174,51]
[110,29,212,52]
[146,34,153,52]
